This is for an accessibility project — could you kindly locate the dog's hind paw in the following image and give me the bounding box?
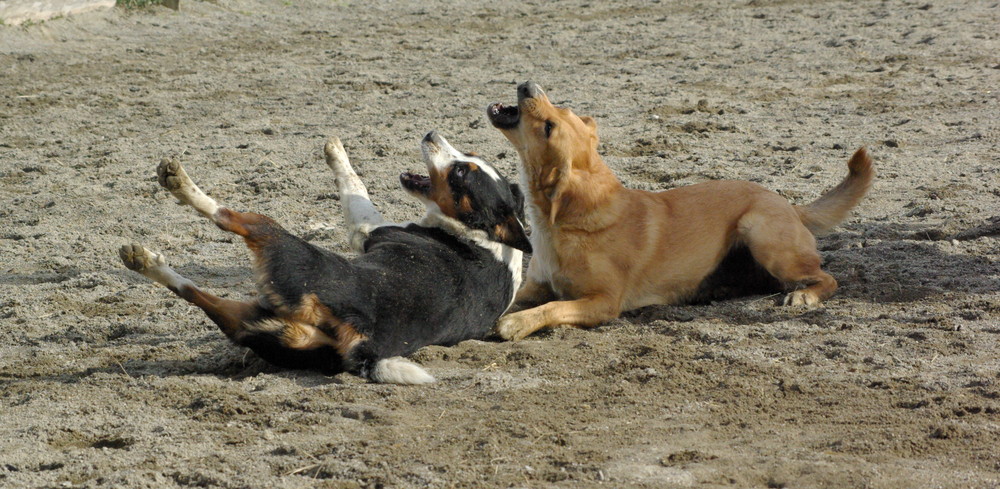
[783,290,820,306]
[156,158,191,192]
[119,243,166,272]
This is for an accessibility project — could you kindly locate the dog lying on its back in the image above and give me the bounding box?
[120,132,530,383]
[487,82,874,340]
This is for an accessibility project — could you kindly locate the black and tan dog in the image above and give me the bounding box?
[487,82,874,340]
[120,132,530,383]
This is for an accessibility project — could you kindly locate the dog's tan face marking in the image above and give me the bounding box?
[402,131,532,253]
[425,164,460,219]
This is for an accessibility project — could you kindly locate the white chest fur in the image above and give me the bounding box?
[520,170,560,292]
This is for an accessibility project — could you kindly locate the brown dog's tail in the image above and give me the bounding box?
[795,147,874,235]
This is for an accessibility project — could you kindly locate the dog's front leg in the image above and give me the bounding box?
[324,137,387,252]
[506,278,557,313]
[496,294,620,341]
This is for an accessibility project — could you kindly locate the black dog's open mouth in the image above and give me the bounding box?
[487,103,520,129]
[400,172,431,195]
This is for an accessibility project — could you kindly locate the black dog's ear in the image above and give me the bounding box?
[492,215,532,254]
[509,183,526,221]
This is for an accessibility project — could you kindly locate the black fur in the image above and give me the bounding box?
[689,245,783,304]
[245,222,515,375]
[447,162,531,252]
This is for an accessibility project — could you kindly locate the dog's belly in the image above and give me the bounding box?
[623,287,698,310]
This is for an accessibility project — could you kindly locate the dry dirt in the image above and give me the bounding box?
[2,1,999,488]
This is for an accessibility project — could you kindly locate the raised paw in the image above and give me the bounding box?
[324,137,348,162]
[156,158,191,192]
[323,137,355,177]
[783,289,820,307]
[119,243,166,272]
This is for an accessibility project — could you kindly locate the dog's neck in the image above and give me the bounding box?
[419,210,523,296]
[419,212,518,257]
[523,151,623,231]
[420,211,482,241]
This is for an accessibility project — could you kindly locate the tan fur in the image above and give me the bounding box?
[428,166,459,219]
[494,85,874,340]
[281,294,368,354]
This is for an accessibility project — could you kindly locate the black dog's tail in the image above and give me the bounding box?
[367,357,435,384]
[351,344,435,385]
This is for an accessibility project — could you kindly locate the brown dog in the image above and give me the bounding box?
[487,82,874,340]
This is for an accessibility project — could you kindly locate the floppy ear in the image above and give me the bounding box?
[542,159,573,226]
[492,215,532,253]
[580,116,599,146]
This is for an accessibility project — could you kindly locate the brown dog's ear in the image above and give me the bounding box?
[580,116,599,147]
[493,215,532,253]
[543,160,573,226]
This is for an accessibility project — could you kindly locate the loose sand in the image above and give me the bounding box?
[1,1,998,487]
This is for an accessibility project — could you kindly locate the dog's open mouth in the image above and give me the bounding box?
[487,103,520,129]
[400,172,431,195]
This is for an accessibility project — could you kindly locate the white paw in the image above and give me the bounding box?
[783,290,819,306]
[119,243,165,272]
[324,137,349,162]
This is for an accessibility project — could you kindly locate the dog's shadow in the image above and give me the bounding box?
[625,218,999,327]
[7,337,344,391]
[821,219,998,302]
[112,340,350,387]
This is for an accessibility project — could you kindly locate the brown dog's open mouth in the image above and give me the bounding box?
[487,103,520,129]
[400,172,431,195]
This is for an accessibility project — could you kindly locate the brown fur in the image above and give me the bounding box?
[493,84,874,340]
[180,208,371,357]
[428,166,458,218]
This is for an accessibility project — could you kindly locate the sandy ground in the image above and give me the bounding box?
[1,1,999,487]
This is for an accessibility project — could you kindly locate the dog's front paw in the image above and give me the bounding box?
[496,313,537,341]
[783,290,820,306]
[119,243,165,272]
[324,137,348,161]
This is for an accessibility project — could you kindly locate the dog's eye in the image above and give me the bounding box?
[544,120,555,138]
[454,165,467,178]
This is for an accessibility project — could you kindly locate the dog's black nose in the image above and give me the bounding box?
[423,131,438,143]
[518,81,545,101]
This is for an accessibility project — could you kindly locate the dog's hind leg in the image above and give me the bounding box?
[119,243,347,372]
[738,206,838,306]
[324,137,387,252]
[157,158,224,221]
[119,243,266,341]
[156,159,283,246]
